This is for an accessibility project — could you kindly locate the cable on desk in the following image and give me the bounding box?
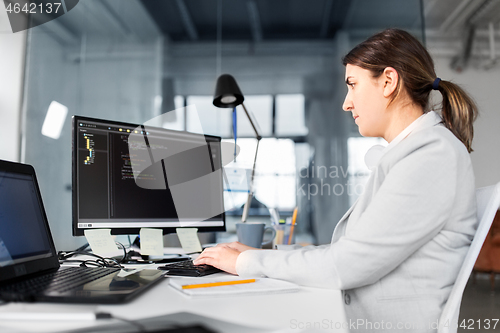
[58,250,125,269]
[115,241,128,263]
[58,241,128,268]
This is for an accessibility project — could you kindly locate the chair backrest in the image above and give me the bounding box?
[438,182,500,333]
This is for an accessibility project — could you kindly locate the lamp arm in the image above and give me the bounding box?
[240,103,262,140]
[249,138,260,193]
[239,102,261,223]
[241,138,260,223]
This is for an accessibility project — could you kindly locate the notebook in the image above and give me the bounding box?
[169,276,300,297]
[0,159,164,304]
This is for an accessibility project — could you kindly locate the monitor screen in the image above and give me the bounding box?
[72,116,226,236]
[0,169,53,267]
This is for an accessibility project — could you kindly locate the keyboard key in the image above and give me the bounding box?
[0,267,119,300]
[158,260,222,277]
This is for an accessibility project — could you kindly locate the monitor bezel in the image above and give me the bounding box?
[72,115,226,236]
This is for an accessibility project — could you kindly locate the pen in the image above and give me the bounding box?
[181,279,257,289]
[288,207,298,245]
[277,219,285,244]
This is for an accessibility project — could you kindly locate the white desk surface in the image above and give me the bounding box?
[0,271,348,333]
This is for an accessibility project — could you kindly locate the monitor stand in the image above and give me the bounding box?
[121,236,190,264]
[70,236,190,265]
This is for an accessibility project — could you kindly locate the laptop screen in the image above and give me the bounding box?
[0,170,52,268]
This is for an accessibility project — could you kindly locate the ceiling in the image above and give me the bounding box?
[424,0,500,32]
[140,0,424,43]
[423,0,500,70]
[139,0,500,70]
[40,0,500,71]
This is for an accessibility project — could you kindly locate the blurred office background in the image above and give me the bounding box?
[1,0,500,259]
[1,0,500,327]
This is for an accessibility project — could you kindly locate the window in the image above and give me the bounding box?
[237,95,273,137]
[184,94,307,139]
[161,95,185,131]
[186,96,231,137]
[223,138,297,211]
[275,94,308,136]
[182,94,306,212]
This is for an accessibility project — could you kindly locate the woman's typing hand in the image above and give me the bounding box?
[193,242,261,275]
[223,241,260,253]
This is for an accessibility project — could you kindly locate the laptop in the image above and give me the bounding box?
[0,159,164,304]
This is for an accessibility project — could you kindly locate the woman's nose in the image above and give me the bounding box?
[343,94,353,112]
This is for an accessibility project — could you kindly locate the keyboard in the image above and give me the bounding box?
[0,266,120,301]
[158,260,222,277]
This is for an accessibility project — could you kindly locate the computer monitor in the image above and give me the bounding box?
[72,115,226,236]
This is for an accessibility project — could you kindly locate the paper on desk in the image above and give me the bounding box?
[140,228,163,255]
[169,276,300,297]
[176,228,202,253]
[84,229,121,257]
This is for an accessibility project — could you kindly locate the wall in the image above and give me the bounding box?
[301,32,353,244]
[21,4,163,251]
[166,42,336,96]
[0,8,25,162]
[432,56,500,188]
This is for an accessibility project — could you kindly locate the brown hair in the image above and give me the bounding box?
[342,28,478,152]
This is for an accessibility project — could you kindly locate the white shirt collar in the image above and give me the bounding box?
[364,111,442,169]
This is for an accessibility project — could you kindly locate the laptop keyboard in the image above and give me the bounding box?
[0,266,120,301]
[158,260,222,277]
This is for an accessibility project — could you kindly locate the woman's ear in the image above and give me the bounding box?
[382,67,399,98]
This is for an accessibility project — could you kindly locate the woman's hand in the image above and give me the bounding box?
[220,241,260,253]
[193,242,261,275]
[193,244,240,275]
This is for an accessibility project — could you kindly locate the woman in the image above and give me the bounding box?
[195,28,478,332]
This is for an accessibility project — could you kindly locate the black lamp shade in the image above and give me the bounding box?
[213,74,244,108]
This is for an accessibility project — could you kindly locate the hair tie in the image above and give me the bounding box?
[432,78,441,90]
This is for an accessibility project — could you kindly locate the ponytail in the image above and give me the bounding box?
[435,80,478,153]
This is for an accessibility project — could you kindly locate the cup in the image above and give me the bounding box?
[236,222,276,249]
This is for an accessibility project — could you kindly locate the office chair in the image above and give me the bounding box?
[472,211,500,291]
[438,182,500,333]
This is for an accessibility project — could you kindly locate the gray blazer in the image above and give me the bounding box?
[236,112,477,332]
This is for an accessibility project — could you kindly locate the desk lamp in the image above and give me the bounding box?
[213,74,261,223]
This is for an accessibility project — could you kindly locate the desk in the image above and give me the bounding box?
[0,271,348,333]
